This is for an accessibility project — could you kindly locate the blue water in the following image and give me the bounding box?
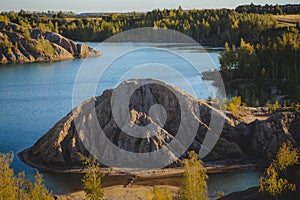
[0,42,261,195]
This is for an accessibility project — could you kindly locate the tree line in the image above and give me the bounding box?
[236,3,300,15]
[0,5,290,46]
[219,27,299,106]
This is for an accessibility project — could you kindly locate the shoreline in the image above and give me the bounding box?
[19,148,263,176]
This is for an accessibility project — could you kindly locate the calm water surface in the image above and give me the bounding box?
[0,42,261,195]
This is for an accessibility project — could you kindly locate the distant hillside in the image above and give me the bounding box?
[0,22,101,64]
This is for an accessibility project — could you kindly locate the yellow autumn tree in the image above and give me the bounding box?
[0,152,52,200]
[180,151,208,200]
[259,141,299,197]
[79,154,104,200]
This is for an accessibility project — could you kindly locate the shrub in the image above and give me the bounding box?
[79,154,104,200]
[35,37,54,57]
[180,151,208,200]
[226,96,242,112]
[268,101,280,113]
[0,35,13,50]
[291,102,300,111]
[215,191,225,199]
[147,187,173,200]
[0,152,52,200]
[23,29,31,40]
[259,141,299,197]
[0,15,10,25]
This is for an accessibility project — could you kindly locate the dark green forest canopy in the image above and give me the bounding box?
[235,3,300,14]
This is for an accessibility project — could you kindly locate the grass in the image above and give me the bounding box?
[273,14,300,27]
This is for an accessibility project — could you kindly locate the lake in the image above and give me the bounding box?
[0,42,262,195]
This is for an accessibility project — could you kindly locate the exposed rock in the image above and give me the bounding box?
[219,187,262,200]
[0,22,101,64]
[220,186,300,200]
[19,79,300,171]
[249,113,297,159]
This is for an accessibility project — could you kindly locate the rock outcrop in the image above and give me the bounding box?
[0,22,100,64]
[19,79,300,171]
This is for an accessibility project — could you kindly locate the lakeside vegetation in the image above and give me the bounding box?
[0,153,52,200]
[2,143,299,200]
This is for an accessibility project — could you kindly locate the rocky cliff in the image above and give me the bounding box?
[19,79,300,171]
[0,22,100,64]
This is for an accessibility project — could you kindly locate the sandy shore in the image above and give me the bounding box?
[54,185,180,200]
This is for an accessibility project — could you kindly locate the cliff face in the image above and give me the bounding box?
[0,22,100,64]
[19,79,300,171]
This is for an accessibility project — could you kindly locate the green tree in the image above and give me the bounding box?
[180,151,208,200]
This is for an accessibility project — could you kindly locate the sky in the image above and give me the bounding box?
[1,0,299,13]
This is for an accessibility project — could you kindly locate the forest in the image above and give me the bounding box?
[0,3,299,105]
[0,5,290,45]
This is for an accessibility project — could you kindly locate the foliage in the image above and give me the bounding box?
[147,186,173,200]
[79,154,104,200]
[180,151,208,200]
[275,141,299,171]
[37,23,51,33]
[26,173,53,200]
[0,35,13,50]
[236,4,300,15]
[226,96,242,111]
[259,141,299,197]
[291,102,300,111]
[0,15,10,24]
[215,191,225,199]
[268,101,281,113]
[0,6,280,46]
[0,152,52,200]
[35,36,54,57]
[23,29,31,40]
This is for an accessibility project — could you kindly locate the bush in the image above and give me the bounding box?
[0,152,52,200]
[291,102,300,111]
[147,186,173,200]
[79,154,104,200]
[268,101,280,113]
[35,37,54,57]
[0,35,13,50]
[23,29,31,40]
[180,151,208,200]
[259,141,299,197]
[226,96,242,112]
[215,191,225,199]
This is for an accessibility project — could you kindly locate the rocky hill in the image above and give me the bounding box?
[0,21,100,64]
[19,79,300,171]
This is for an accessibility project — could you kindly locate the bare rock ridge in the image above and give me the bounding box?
[0,22,100,64]
[19,79,300,171]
